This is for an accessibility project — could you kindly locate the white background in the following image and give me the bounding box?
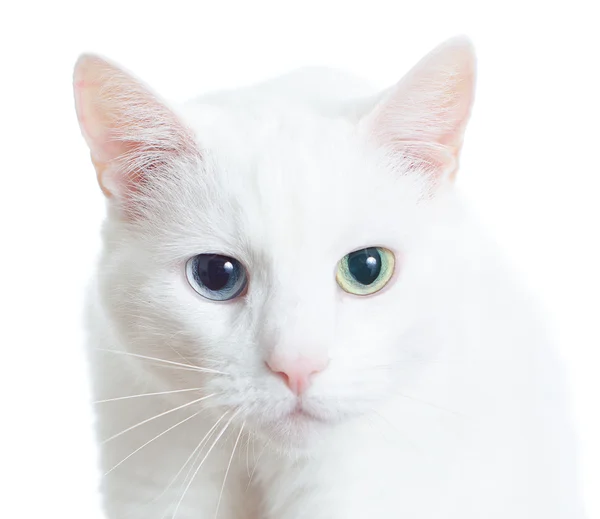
[0,1,598,518]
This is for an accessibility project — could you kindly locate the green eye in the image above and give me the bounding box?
[336,247,395,296]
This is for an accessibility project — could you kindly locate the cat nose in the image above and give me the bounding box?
[266,353,329,395]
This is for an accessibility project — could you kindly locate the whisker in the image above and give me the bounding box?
[180,412,229,488]
[95,387,203,404]
[246,437,271,491]
[168,343,196,366]
[215,423,244,519]
[104,409,204,476]
[148,411,232,519]
[368,409,423,455]
[155,365,216,374]
[396,392,463,417]
[102,393,216,444]
[172,409,241,519]
[162,330,198,366]
[245,431,252,478]
[95,348,228,375]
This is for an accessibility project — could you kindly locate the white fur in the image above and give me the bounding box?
[77,38,585,519]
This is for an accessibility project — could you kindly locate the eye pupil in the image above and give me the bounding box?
[347,248,382,285]
[196,256,236,291]
[336,247,395,296]
[187,254,247,301]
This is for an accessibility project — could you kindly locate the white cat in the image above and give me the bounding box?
[74,37,586,519]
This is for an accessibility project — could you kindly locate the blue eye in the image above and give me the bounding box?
[186,254,248,301]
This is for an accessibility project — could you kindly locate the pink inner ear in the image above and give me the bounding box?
[393,140,458,182]
[73,54,199,201]
[74,59,123,164]
[363,37,476,182]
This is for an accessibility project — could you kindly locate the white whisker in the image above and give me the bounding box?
[180,412,229,487]
[104,409,204,475]
[95,348,228,375]
[152,411,231,518]
[245,431,252,478]
[155,365,216,374]
[102,393,216,444]
[168,343,196,366]
[163,330,198,366]
[171,409,241,519]
[368,409,423,455]
[246,437,271,491]
[95,387,203,404]
[396,392,463,416]
[214,423,244,519]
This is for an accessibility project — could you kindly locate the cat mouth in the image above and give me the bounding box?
[254,400,341,438]
[288,405,325,422]
[283,402,335,425]
[252,401,342,449]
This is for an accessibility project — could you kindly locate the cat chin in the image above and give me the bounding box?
[248,406,347,454]
[255,419,329,455]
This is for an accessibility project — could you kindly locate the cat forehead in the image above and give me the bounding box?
[151,102,423,263]
[188,103,402,196]
[185,101,361,176]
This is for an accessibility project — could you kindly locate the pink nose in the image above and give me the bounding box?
[266,354,328,395]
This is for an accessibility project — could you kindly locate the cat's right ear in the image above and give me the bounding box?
[73,55,199,202]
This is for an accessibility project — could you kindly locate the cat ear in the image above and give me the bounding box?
[73,54,199,200]
[361,36,476,184]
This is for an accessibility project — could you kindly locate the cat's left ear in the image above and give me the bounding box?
[360,36,476,184]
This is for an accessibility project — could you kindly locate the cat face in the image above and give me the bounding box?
[97,113,438,449]
[75,37,475,451]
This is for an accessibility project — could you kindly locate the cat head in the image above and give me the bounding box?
[74,37,475,451]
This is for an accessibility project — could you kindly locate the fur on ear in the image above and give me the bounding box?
[73,55,199,203]
[360,36,476,184]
